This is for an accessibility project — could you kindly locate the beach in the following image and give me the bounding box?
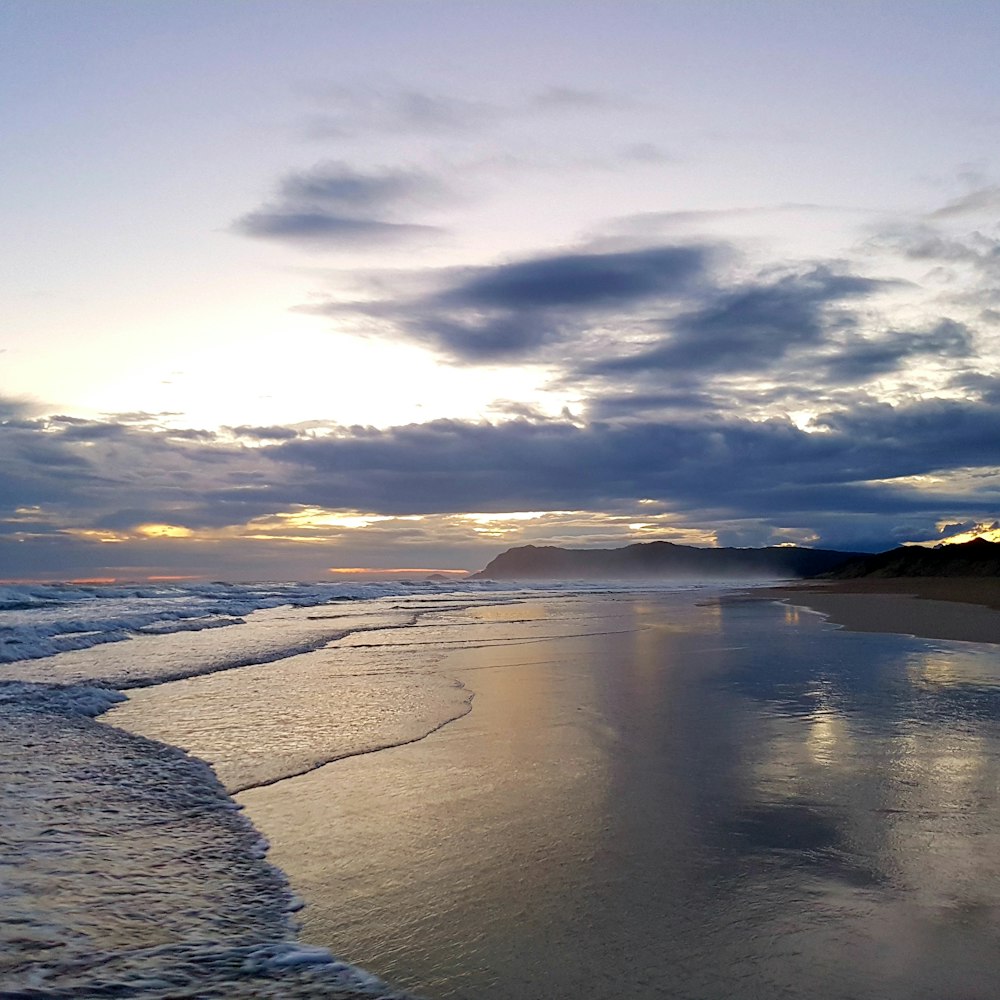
[5,579,1000,998]
[225,587,1000,997]
[758,577,1000,644]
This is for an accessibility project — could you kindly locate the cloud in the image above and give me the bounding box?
[317,243,716,362]
[225,425,305,442]
[880,224,1000,274]
[817,319,974,384]
[929,184,1000,219]
[581,390,717,420]
[439,245,710,311]
[300,83,626,139]
[300,85,504,138]
[274,163,443,210]
[321,244,969,420]
[580,265,890,377]
[235,211,437,246]
[266,402,1000,525]
[233,161,445,249]
[600,203,850,239]
[3,392,1000,575]
[871,220,1000,314]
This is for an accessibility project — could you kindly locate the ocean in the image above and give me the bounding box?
[3,581,1000,997]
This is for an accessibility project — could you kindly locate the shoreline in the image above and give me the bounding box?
[752,577,1000,646]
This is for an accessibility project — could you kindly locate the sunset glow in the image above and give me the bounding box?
[2,2,999,579]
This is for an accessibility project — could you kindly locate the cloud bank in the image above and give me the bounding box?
[3,386,1000,578]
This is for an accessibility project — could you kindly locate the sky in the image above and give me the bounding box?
[3,0,1000,581]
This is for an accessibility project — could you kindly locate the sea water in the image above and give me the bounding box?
[231,593,1000,999]
[0,578,706,997]
[4,582,1000,998]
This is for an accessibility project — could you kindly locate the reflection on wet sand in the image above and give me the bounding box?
[240,593,1000,1000]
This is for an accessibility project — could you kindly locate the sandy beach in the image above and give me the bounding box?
[757,577,1000,645]
[235,589,1000,999]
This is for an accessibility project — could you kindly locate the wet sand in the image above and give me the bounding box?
[238,591,1000,999]
[756,577,1000,645]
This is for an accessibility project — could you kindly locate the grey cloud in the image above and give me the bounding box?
[439,245,709,311]
[242,400,1000,556]
[818,319,974,383]
[327,248,938,404]
[3,393,1000,568]
[276,162,445,211]
[236,211,438,247]
[325,243,716,362]
[51,421,130,442]
[585,266,888,377]
[301,84,624,140]
[226,425,304,442]
[929,184,1000,219]
[233,162,445,249]
[953,373,1000,403]
[302,86,503,137]
[602,203,840,237]
[891,226,1000,272]
[585,390,717,420]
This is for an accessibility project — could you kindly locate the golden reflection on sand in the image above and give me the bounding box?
[906,647,1000,689]
[805,709,847,767]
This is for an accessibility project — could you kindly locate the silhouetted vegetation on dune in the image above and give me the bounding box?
[824,538,1000,579]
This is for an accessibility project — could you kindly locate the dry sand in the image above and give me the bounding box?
[756,577,1000,645]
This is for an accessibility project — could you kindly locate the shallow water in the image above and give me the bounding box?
[238,593,1000,999]
[5,584,1000,998]
[2,582,676,997]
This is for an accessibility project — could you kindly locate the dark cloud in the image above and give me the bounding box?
[320,243,716,362]
[583,265,889,377]
[817,319,974,384]
[233,161,445,249]
[226,425,304,442]
[275,162,443,210]
[3,392,1000,573]
[50,421,130,442]
[439,245,709,311]
[323,245,967,419]
[235,211,437,247]
[264,401,1000,525]
[585,390,717,419]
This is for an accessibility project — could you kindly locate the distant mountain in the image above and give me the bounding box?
[825,538,1000,578]
[470,541,866,581]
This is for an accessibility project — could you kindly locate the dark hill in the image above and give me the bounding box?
[470,541,866,581]
[825,538,1000,578]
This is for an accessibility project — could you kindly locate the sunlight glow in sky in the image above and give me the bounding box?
[3,1,1000,579]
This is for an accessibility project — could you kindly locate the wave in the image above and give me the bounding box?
[0,677,419,999]
[0,577,736,666]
